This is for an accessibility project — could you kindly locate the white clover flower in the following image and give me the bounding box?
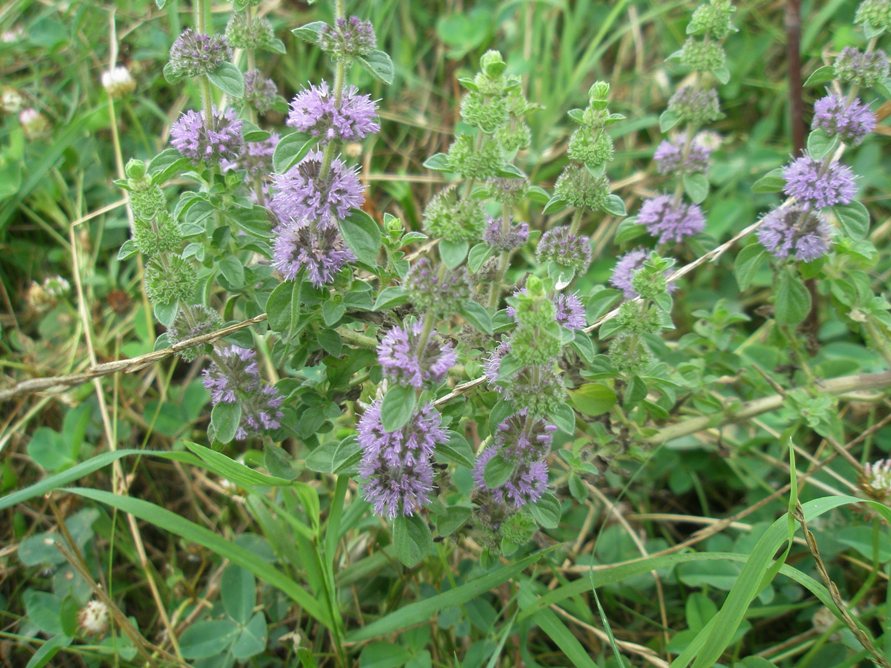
[862,458,891,500]
[78,600,110,635]
[19,108,49,139]
[2,87,23,114]
[43,275,70,297]
[1,27,23,43]
[101,65,136,98]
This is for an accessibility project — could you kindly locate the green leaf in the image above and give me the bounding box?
[357,49,395,85]
[272,131,314,174]
[436,506,472,537]
[804,64,835,87]
[659,108,681,132]
[460,301,493,334]
[422,153,451,172]
[231,612,268,660]
[359,642,412,668]
[266,279,299,332]
[25,635,71,668]
[222,566,255,624]
[436,431,476,469]
[207,63,245,98]
[321,300,346,327]
[468,243,494,273]
[180,619,239,659]
[775,270,811,326]
[393,514,433,567]
[380,384,416,432]
[211,403,242,444]
[346,549,552,641]
[549,402,576,434]
[483,453,515,488]
[65,487,332,628]
[602,194,627,217]
[339,209,381,267]
[218,256,245,289]
[439,239,468,268]
[712,64,730,85]
[291,21,326,43]
[751,167,785,194]
[806,129,838,160]
[570,383,617,416]
[833,200,870,240]
[372,286,409,311]
[734,243,768,291]
[543,195,567,215]
[528,493,562,529]
[683,173,710,204]
[148,147,190,184]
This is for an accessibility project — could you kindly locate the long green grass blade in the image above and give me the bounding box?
[531,608,599,668]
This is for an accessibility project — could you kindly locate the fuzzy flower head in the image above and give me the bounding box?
[668,86,722,125]
[78,600,110,636]
[202,346,284,440]
[638,195,705,244]
[377,320,456,389]
[101,66,136,98]
[483,216,529,251]
[554,164,611,212]
[783,155,857,209]
[357,401,445,518]
[486,177,529,206]
[243,70,279,115]
[654,139,712,175]
[167,304,222,361]
[856,0,891,34]
[422,186,486,243]
[812,95,875,145]
[757,206,832,262]
[270,150,364,228]
[403,257,471,316]
[611,248,677,300]
[506,288,586,331]
[170,107,243,165]
[494,410,557,463]
[537,226,592,272]
[225,13,275,50]
[272,219,355,287]
[318,16,377,61]
[861,458,891,501]
[484,341,566,417]
[287,82,379,143]
[473,447,548,509]
[167,29,231,80]
[834,47,889,88]
[222,134,279,178]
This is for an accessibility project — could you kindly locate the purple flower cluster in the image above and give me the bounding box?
[202,346,284,440]
[493,409,556,462]
[244,70,279,115]
[222,134,279,178]
[757,205,832,262]
[404,257,471,315]
[287,81,380,144]
[654,139,712,175]
[272,219,355,286]
[377,320,456,389]
[506,289,586,331]
[783,155,856,209]
[483,216,529,251]
[473,446,549,509]
[834,47,889,88]
[812,95,875,146]
[318,16,377,60]
[357,401,445,518]
[638,195,705,244]
[536,227,592,272]
[170,108,243,164]
[168,29,232,79]
[270,150,364,228]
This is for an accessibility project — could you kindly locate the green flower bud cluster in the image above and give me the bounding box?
[508,363,566,417]
[167,304,222,361]
[509,280,563,365]
[856,0,891,34]
[145,256,196,306]
[688,0,737,40]
[422,186,486,242]
[608,332,652,375]
[630,254,674,303]
[679,37,726,73]
[447,134,504,180]
[554,164,611,212]
[225,13,275,51]
[567,81,622,172]
[125,159,183,257]
[668,86,723,126]
[485,177,529,207]
[834,48,889,88]
[500,511,537,547]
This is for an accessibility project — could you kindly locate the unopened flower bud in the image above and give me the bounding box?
[101,66,136,98]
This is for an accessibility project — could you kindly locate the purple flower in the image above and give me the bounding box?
[757,205,833,262]
[483,216,529,251]
[484,340,512,385]
[812,95,875,146]
[783,155,856,209]
[272,219,355,287]
[202,345,284,440]
[287,81,380,143]
[221,134,279,178]
[506,289,586,330]
[537,227,592,272]
[357,401,446,518]
[244,70,279,115]
[834,47,889,88]
[654,139,712,175]
[667,86,722,125]
[473,448,548,509]
[638,195,705,244]
[168,29,232,80]
[610,248,648,299]
[318,16,377,60]
[270,150,364,228]
[377,320,456,389]
[494,410,556,463]
[403,257,471,315]
[170,107,243,164]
